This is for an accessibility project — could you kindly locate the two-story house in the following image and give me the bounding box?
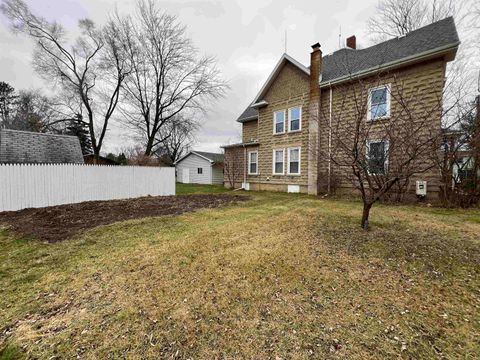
[222,17,459,196]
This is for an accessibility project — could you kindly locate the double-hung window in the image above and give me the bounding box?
[366,140,389,175]
[197,168,203,174]
[368,85,390,120]
[287,147,301,175]
[248,151,258,175]
[272,149,284,175]
[273,110,285,134]
[288,106,302,132]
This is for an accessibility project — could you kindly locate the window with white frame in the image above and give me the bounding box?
[248,151,258,175]
[287,147,301,175]
[368,85,390,120]
[272,149,284,175]
[366,140,389,175]
[273,110,285,134]
[288,106,302,132]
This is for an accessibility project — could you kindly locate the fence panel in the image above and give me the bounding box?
[0,164,175,212]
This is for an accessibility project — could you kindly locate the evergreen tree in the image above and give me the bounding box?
[65,114,93,155]
[0,81,17,128]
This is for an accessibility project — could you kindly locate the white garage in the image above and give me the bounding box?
[174,151,224,185]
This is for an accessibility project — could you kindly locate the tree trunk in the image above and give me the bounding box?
[144,136,155,156]
[361,202,373,230]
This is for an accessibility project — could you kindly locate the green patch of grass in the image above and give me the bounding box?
[0,344,23,360]
[175,182,231,195]
[0,192,479,358]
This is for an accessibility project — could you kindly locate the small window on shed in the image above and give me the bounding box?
[197,167,203,174]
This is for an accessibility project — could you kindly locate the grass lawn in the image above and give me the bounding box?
[1,184,479,359]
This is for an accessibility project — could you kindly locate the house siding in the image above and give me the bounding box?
[318,59,445,196]
[175,154,212,184]
[242,120,258,142]
[211,164,224,185]
[246,62,311,193]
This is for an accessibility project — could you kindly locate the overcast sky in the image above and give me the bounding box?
[0,0,379,154]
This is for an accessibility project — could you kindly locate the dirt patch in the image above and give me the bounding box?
[0,194,247,243]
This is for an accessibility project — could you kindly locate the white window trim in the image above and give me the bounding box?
[287,147,301,175]
[366,139,389,175]
[367,84,391,121]
[273,110,286,134]
[288,106,302,132]
[248,150,258,175]
[272,148,285,175]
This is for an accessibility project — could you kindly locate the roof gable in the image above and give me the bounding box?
[174,151,224,165]
[236,17,459,123]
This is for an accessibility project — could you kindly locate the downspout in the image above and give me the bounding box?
[327,84,332,193]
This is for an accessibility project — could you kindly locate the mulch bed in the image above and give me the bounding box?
[0,194,247,243]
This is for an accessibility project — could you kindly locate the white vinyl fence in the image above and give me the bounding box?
[0,164,175,212]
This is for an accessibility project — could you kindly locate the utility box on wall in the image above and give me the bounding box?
[416,180,427,197]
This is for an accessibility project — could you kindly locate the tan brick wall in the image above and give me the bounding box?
[242,120,258,142]
[318,59,446,198]
[245,62,311,187]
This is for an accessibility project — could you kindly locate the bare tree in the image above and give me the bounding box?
[223,146,245,189]
[155,116,198,165]
[367,0,459,41]
[317,71,460,229]
[114,0,228,156]
[0,0,130,162]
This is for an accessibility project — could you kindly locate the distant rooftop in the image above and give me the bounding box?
[0,129,84,164]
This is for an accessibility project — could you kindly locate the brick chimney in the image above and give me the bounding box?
[346,35,356,49]
[308,43,322,196]
[310,43,322,97]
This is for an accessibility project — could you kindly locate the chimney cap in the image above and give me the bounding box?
[311,42,321,50]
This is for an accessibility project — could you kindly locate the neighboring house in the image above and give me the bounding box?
[222,17,459,196]
[84,154,120,165]
[0,129,84,164]
[174,151,224,184]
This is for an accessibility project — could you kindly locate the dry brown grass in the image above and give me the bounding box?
[1,186,479,359]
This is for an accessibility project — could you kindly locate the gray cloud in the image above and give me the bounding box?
[0,0,377,153]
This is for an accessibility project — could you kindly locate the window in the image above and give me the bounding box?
[367,140,389,175]
[272,149,284,175]
[288,106,302,132]
[368,85,390,120]
[287,147,301,175]
[197,167,203,174]
[248,151,258,175]
[273,110,285,134]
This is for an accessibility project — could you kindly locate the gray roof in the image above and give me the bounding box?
[322,17,458,83]
[193,151,224,163]
[237,17,459,122]
[0,129,84,164]
[237,106,259,122]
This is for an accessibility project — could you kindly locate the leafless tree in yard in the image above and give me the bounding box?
[113,0,228,156]
[223,147,245,189]
[317,73,461,229]
[154,115,198,165]
[0,0,130,162]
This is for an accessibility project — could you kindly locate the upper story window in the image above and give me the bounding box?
[197,168,203,174]
[366,140,389,175]
[272,149,284,175]
[368,85,390,120]
[273,110,285,134]
[287,147,301,175]
[288,106,302,132]
[248,151,258,175]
